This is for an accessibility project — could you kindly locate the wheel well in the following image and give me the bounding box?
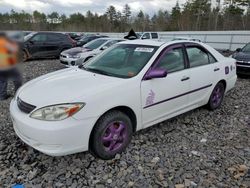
[95,106,137,132]
[84,56,93,62]
[88,106,137,151]
[218,80,227,90]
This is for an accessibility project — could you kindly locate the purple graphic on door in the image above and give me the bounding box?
[146,90,155,106]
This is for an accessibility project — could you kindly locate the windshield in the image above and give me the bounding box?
[136,33,142,38]
[24,32,36,41]
[84,39,108,50]
[79,36,92,42]
[82,44,158,78]
[242,44,250,52]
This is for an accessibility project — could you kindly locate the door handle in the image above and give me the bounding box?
[214,68,220,72]
[181,76,190,81]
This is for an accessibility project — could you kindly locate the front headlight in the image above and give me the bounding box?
[30,103,85,121]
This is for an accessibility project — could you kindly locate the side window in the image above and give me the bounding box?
[156,47,185,73]
[186,47,210,68]
[31,34,47,42]
[208,53,217,63]
[151,33,158,39]
[142,33,150,39]
[105,41,117,48]
[47,34,61,41]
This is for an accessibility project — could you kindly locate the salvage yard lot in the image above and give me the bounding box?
[0,60,250,187]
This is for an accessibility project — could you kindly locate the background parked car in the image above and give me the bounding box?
[22,32,75,61]
[76,35,108,47]
[232,43,250,76]
[172,37,201,42]
[66,32,83,40]
[60,38,124,66]
[124,29,159,41]
[136,32,159,40]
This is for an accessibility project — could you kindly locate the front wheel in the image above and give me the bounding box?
[90,110,133,160]
[207,82,225,110]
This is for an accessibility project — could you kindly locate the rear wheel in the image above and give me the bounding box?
[90,110,133,160]
[207,82,225,110]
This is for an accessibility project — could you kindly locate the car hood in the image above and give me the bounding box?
[234,52,250,61]
[18,68,122,107]
[63,47,92,56]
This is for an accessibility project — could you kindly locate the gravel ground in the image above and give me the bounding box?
[0,59,250,188]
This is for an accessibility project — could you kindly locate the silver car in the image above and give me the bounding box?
[60,38,124,66]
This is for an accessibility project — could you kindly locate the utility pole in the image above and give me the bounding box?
[214,0,221,30]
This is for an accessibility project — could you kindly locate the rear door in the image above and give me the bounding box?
[184,43,220,106]
[45,33,62,56]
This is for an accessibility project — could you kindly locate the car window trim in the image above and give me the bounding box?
[142,43,188,80]
[184,43,218,68]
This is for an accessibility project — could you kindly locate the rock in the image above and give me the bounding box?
[190,181,198,187]
[28,169,38,180]
[184,179,191,187]
[151,157,160,163]
[107,179,112,184]
[115,154,121,160]
[175,184,185,188]
[191,151,201,157]
[200,138,207,143]
[128,181,134,187]
[238,165,248,173]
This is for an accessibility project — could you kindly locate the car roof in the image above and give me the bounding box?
[120,39,205,47]
[120,39,165,46]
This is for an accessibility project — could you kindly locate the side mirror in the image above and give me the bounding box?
[101,46,108,51]
[144,68,167,80]
[236,48,242,52]
[29,40,34,44]
[141,36,147,40]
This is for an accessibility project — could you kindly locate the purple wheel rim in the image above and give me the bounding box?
[102,121,128,153]
[212,86,223,107]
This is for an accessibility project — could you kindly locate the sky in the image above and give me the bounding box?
[0,0,189,16]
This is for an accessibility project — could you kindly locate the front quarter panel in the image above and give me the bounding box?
[72,77,143,131]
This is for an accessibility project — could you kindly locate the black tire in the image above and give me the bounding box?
[207,82,225,110]
[89,110,133,160]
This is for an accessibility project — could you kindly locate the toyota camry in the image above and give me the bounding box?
[10,40,237,159]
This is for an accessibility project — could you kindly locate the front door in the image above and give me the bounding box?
[141,44,190,128]
[28,33,48,58]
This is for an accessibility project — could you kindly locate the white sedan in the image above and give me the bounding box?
[10,40,237,159]
[60,38,124,66]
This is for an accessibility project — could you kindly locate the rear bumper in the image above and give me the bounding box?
[226,74,237,93]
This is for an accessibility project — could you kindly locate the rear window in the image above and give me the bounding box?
[151,33,158,39]
[47,33,63,41]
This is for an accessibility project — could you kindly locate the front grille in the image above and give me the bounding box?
[60,60,68,65]
[237,61,250,67]
[17,97,36,114]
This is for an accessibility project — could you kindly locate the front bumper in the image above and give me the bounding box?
[236,64,250,75]
[60,55,84,67]
[10,99,97,156]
